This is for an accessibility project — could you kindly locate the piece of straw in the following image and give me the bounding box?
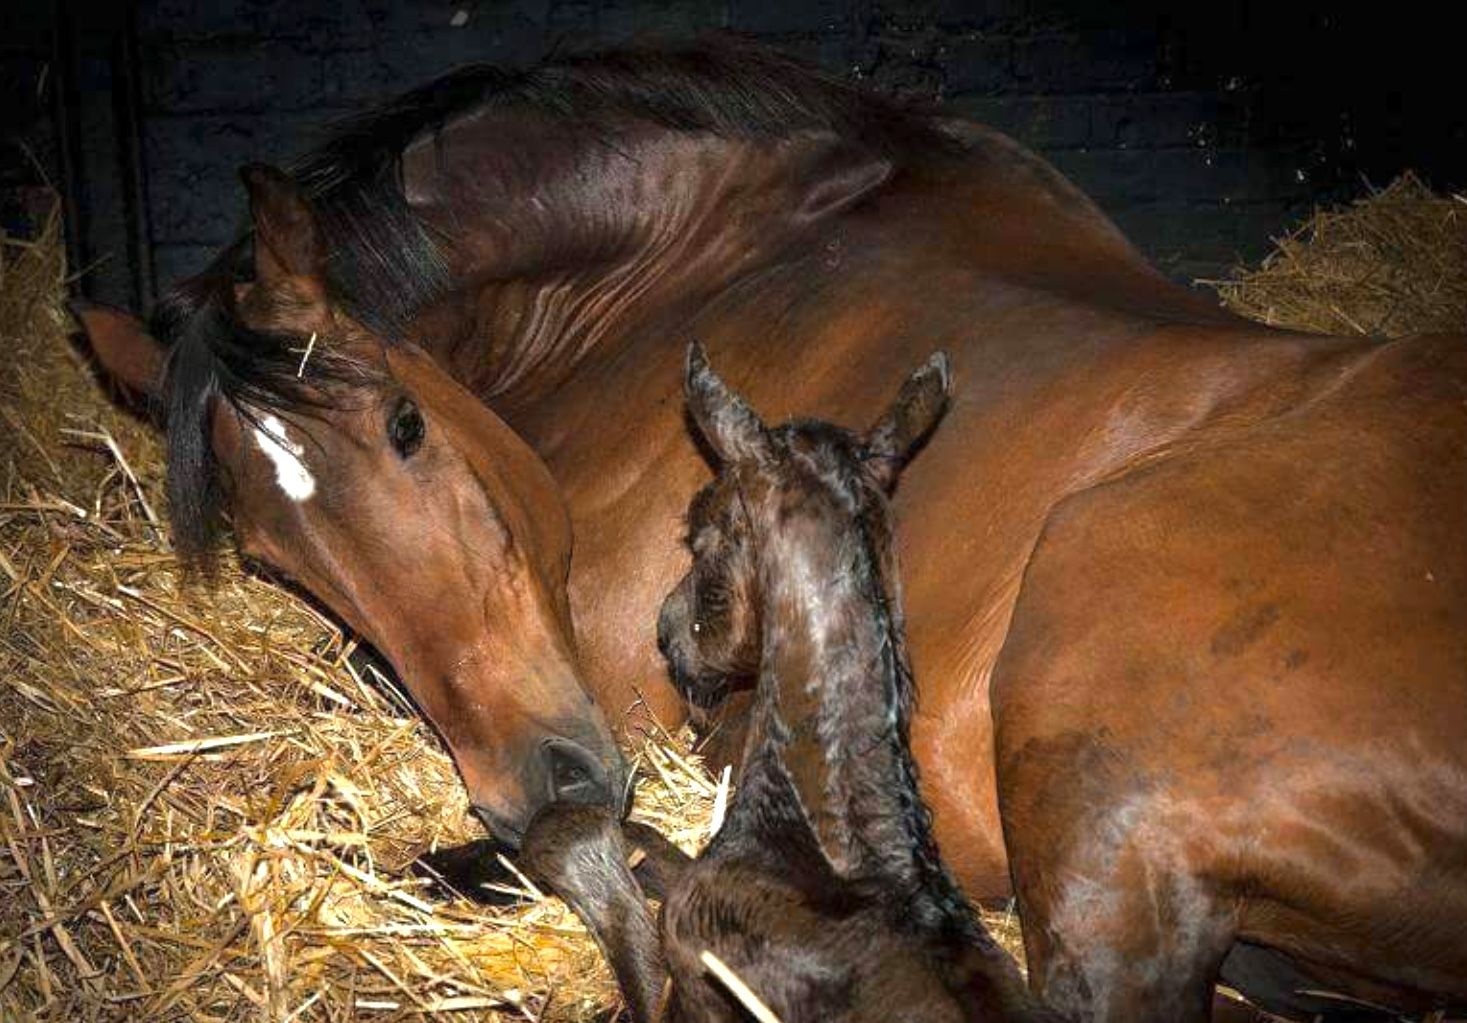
[699,950,784,1023]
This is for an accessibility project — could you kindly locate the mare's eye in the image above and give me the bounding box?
[389,398,426,458]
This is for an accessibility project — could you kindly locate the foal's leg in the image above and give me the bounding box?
[622,820,693,900]
[691,689,754,779]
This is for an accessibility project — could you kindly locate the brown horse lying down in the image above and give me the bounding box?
[520,346,1056,1023]
[74,41,1467,1020]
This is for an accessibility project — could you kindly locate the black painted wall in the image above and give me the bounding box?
[0,5,64,245]
[5,1,1462,308]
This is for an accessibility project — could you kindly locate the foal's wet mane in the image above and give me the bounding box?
[734,418,982,942]
[151,38,952,560]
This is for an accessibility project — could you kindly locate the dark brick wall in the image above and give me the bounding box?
[15,0,1463,301]
[0,4,62,236]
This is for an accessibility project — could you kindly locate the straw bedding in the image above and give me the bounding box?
[2,173,1462,1021]
[1212,172,1467,337]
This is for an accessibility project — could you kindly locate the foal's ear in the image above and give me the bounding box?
[239,163,324,288]
[864,351,951,491]
[685,341,772,464]
[71,301,166,399]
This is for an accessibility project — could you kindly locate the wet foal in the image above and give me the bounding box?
[520,345,1054,1023]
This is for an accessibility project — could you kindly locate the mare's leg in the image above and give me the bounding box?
[1002,773,1236,1023]
[990,478,1252,1021]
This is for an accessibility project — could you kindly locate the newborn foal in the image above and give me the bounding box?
[521,345,1052,1023]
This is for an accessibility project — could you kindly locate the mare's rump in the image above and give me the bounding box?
[992,332,1467,1016]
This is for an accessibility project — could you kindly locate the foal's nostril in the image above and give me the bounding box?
[544,738,612,806]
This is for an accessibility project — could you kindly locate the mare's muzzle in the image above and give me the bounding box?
[471,726,632,850]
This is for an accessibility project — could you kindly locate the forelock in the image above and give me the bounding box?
[772,421,871,514]
[151,266,378,565]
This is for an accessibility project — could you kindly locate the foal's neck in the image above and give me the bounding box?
[754,502,974,933]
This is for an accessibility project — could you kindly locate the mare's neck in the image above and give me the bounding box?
[402,118,1236,411]
[402,123,868,408]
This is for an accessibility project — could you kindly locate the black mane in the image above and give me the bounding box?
[154,38,951,560]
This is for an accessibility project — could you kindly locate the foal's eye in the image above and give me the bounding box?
[388,399,426,458]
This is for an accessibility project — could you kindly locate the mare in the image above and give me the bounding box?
[519,343,1056,1023]
[75,40,1467,1019]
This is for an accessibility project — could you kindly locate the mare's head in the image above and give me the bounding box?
[75,166,628,847]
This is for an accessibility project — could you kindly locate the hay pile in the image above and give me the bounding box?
[0,203,721,1021]
[1214,172,1467,338]
[3,171,1459,1022]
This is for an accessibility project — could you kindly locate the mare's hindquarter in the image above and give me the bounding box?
[991,331,1467,1018]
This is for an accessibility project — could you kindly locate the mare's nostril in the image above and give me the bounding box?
[473,805,525,850]
[545,738,612,805]
[553,753,590,792]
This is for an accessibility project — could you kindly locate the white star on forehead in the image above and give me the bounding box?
[252,414,316,501]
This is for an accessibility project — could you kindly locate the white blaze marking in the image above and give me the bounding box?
[252,414,316,501]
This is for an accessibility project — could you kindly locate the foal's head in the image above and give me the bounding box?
[658,343,949,724]
[665,340,954,884]
[75,166,628,847]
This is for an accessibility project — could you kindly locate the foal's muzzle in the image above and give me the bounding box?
[657,581,735,713]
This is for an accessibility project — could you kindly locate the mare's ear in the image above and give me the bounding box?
[520,807,668,1023]
[685,341,772,465]
[864,351,951,491]
[71,301,166,399]
[239,163,325,289]
[791,141,892,227]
